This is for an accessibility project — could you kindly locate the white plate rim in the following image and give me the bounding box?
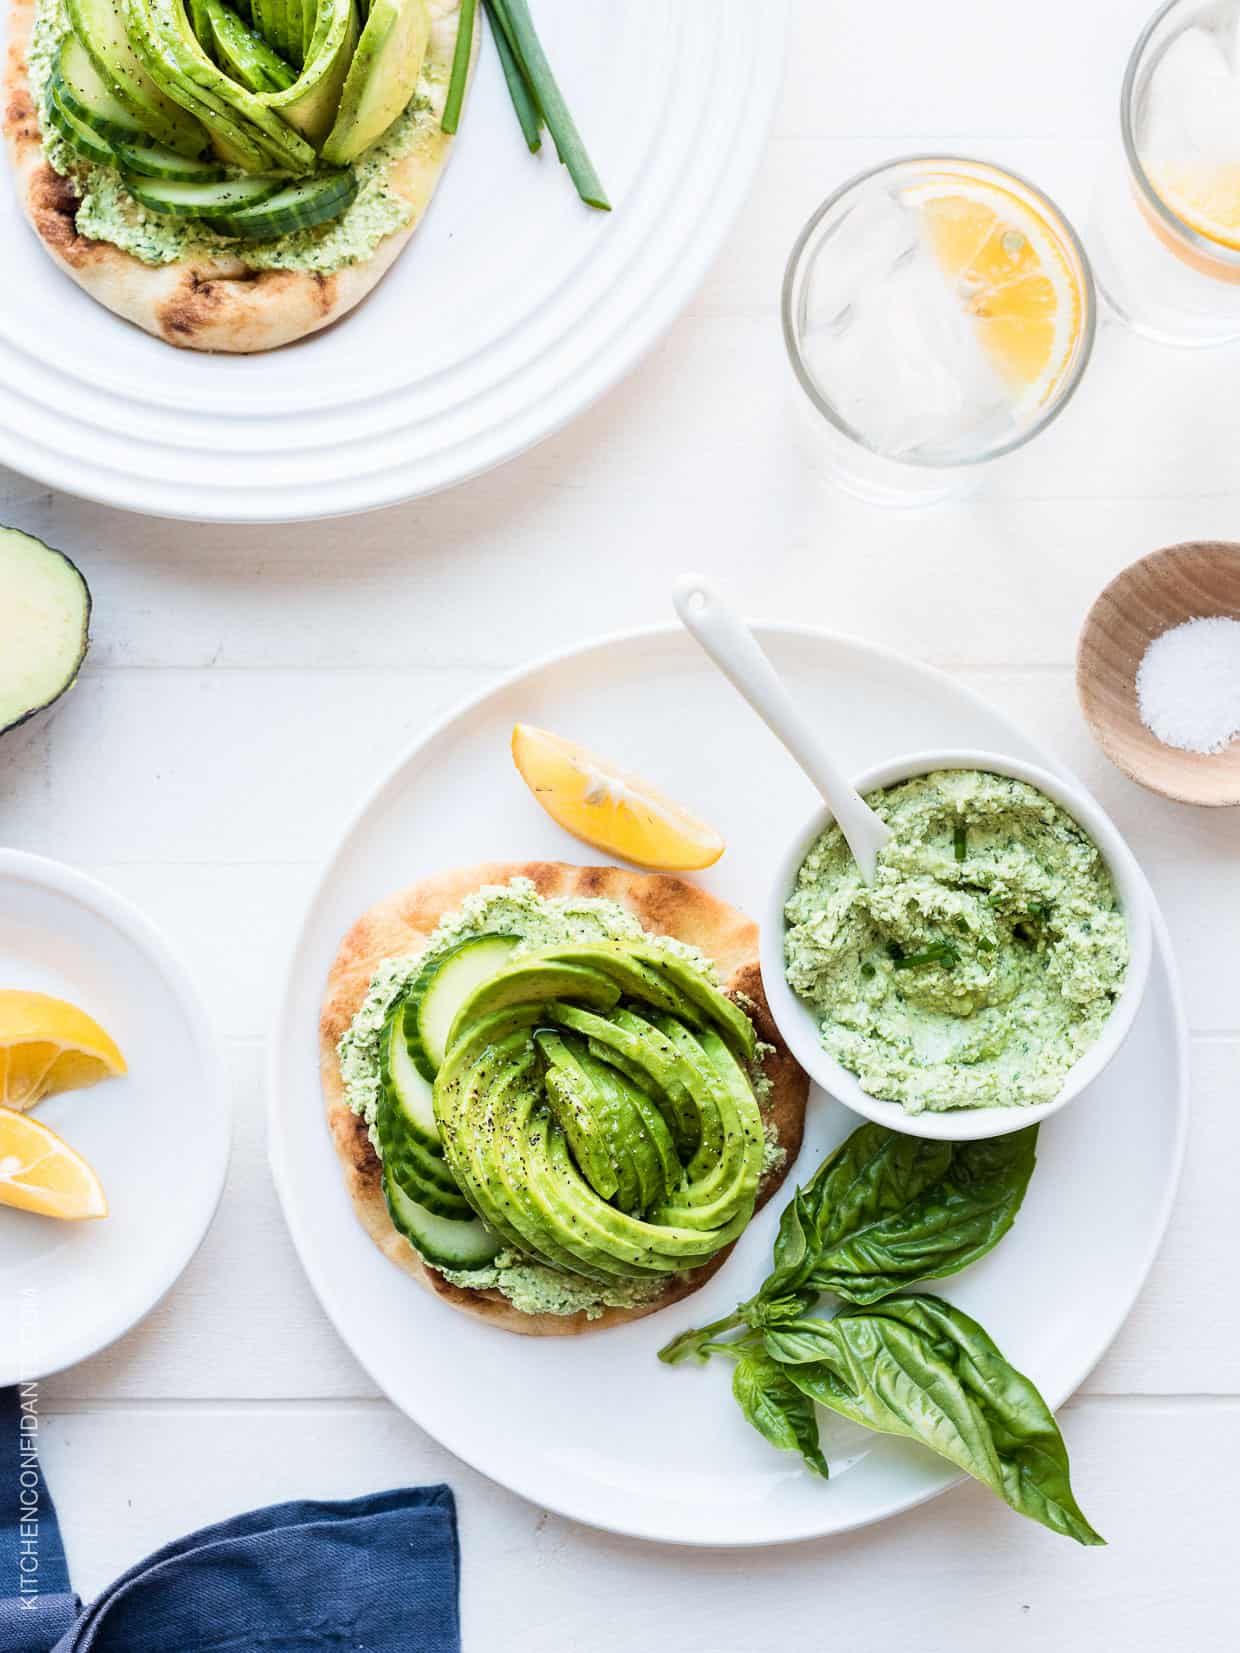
[0,3,789,524]
[267,622,1190,1547]
[0,847,232,1384]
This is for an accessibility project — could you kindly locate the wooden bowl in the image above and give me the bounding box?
[1077,541,1240,807]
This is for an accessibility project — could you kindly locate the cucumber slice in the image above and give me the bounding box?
[47,81,115,166]
[389,1166,475,1221]
[405,935,522,1080]
[392,1128,471,1202]
[383,1176,501,1271]
[380,996,438,1146]
[66,0,208,154]
[121,170,287,216]
[112,139,226,180]
[378,1008,475,1218]
[203,168,357,239]
[0,529,91,737]
[56,34,158,146]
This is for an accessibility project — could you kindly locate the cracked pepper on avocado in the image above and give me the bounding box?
[330,875,802,1326]
[784,770,1129,1113]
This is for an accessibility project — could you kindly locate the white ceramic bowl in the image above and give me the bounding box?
[760,750,1153,1142]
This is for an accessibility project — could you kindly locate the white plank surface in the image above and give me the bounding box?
[4,0,1239,1641]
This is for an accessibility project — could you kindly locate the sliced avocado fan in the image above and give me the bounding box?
[377,938,767,1286]
[0,528,91,736]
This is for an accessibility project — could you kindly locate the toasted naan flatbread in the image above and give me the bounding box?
[320,862,810,1337]
[3,0,475,352]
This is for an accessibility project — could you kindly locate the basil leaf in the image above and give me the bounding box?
[771,1296,1103,1546]
[762,1318,841,1366]
[802,1124,1039,1304]
[760,1188,819,1301]
[731,1350,829,1480]
[803,1125,955,1249]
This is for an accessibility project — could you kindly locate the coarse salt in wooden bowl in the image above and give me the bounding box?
[1076,541,1240,808]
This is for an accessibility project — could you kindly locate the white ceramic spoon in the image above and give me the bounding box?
[672,574,891,881]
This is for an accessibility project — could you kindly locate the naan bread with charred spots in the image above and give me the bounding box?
[321,862,811,1337]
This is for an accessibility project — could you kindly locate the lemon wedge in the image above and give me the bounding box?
[0,991,126,1112]
[512,724,725,871]
[0,1108,107,1220]
[913,172,1082,405]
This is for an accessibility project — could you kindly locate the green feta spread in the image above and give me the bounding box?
[339,878,774,1320]
[28,0,443,272]
[784,770,1129,1114]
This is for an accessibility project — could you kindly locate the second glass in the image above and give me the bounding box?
[1090,0,1240,347]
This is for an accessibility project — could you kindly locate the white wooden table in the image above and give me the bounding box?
[3,0,1239,1644]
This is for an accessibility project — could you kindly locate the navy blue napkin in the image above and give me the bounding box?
[1,1387,461,1653]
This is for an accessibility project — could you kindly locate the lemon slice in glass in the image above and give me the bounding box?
[912,172,1083,408]
[0,991,127,1111]
[1148,161,1240,252]
[0,1108,107,1220]
[512,724,725,871]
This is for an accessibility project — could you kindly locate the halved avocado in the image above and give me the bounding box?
[0,529,90,735]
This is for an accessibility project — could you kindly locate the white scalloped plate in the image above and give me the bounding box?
[269,627,1188,1547]
[0,2,785,521]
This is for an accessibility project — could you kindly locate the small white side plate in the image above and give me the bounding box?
[0,851,230,1383]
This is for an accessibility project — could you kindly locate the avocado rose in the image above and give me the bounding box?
[375,939,767,1286]
[43,0,438,239]
[425,945,767,1281]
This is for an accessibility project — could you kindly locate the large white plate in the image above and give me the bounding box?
[0,851,230,1383]
[268,628,1188,1547]
[0,2,785,523]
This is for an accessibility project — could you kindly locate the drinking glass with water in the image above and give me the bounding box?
[782,158,1096,507]
[1091,0,1240,345]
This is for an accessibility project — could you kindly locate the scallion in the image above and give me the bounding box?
[485,0,543,151]
[491,0,610,209]
[954,821,967,863]
[442,0,478,134]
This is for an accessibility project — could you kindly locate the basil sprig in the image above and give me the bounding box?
[767,1297,1103,1545]
[660,1123,1039,1356]
[659,1121,1104,1544]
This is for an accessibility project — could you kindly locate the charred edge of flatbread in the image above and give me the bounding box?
[320,862,811,1338]
[2,0,476,352]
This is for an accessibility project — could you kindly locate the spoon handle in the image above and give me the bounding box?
[673,574,890,881]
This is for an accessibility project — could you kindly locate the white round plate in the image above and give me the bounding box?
[0,851,230,1384]
[269,628,1187,1547]
[0,1,785,523]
